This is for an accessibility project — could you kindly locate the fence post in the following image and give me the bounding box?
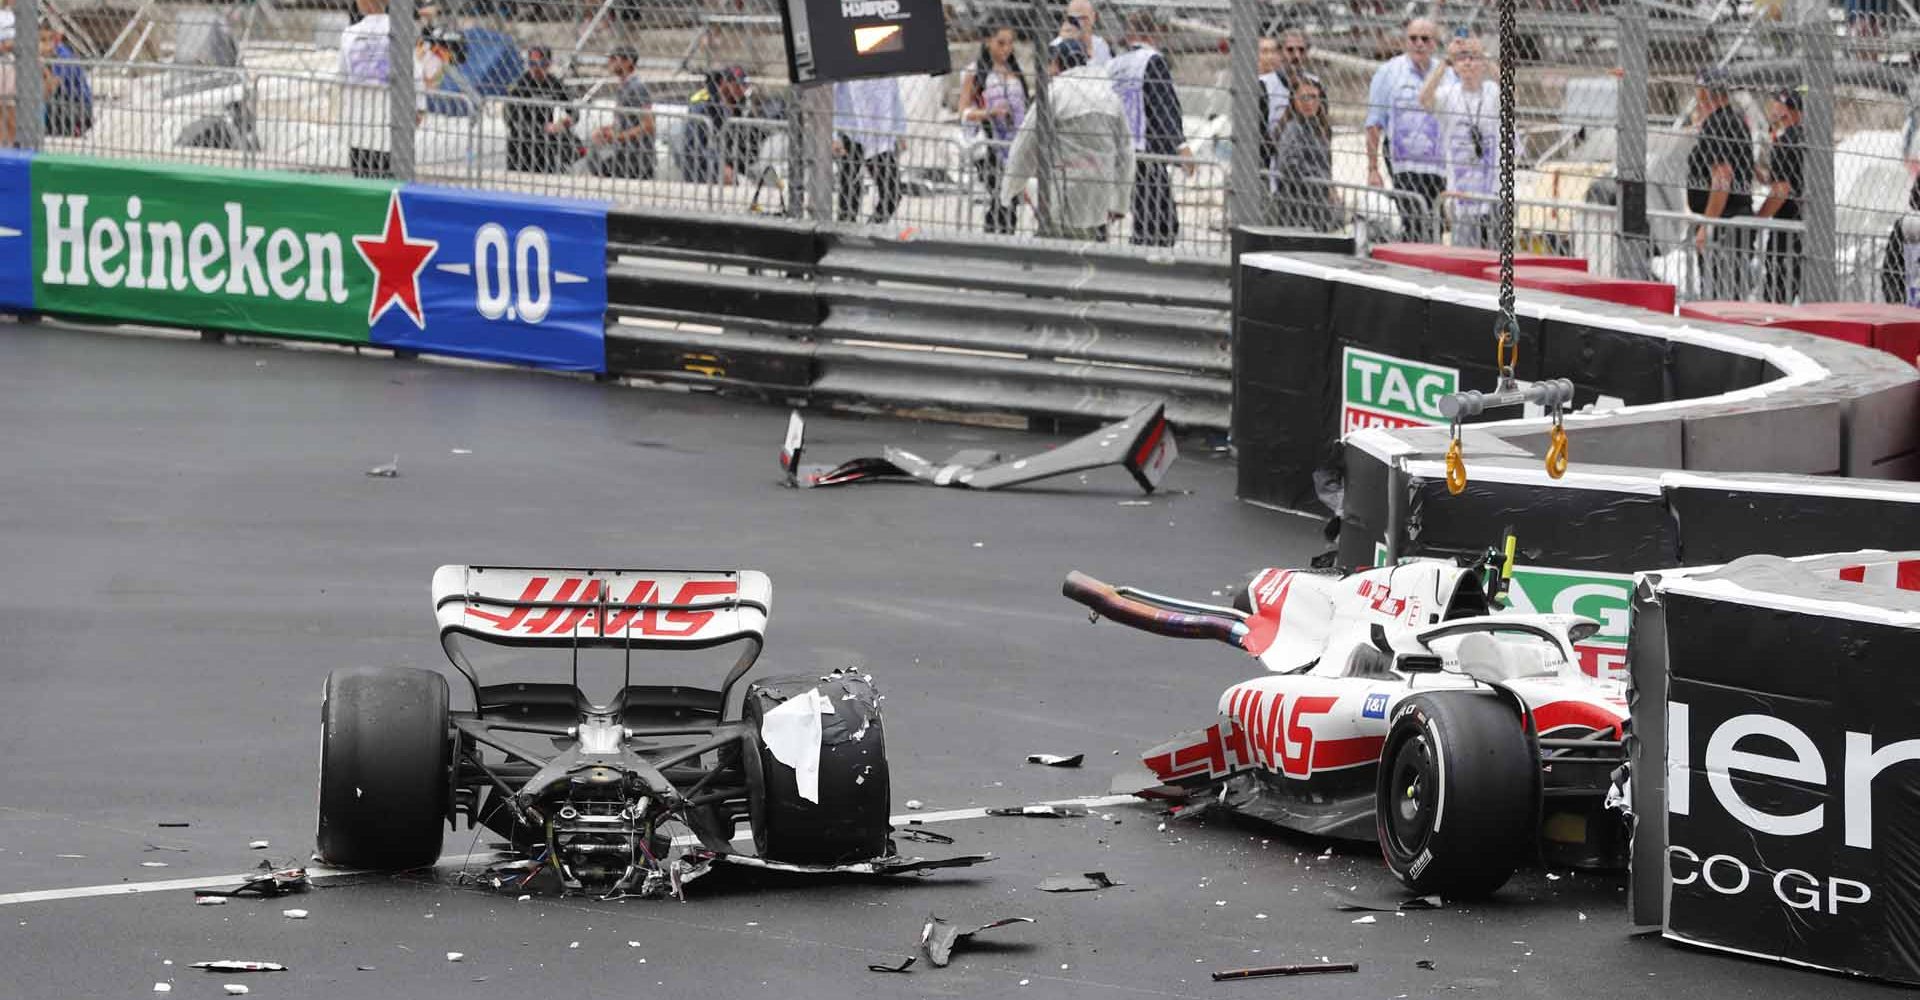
[16,0,44,151]
[1615,0,1649,281]
[1025,0,1057,235]
[1799,0,1837,301]
[1227,0,1263,231]
[801,82,833,222]
[388,0,417,183]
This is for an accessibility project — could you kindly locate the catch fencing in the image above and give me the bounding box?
[4,0,1919,298]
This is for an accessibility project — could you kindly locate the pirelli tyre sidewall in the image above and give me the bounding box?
[744,674,891,865]
[1375,692,1538,897]
[315,666,452,870]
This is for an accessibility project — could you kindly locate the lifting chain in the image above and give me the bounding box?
[1495,0,1518,343]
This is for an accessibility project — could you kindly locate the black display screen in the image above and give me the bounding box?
[780,0,951,83]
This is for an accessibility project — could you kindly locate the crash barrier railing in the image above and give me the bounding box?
[602,206,1239,430]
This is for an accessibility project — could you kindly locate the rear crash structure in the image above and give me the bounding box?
[782,400,1178,492]
[314,565,987,898]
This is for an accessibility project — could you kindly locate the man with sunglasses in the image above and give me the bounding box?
[1419,34,1499,248]
[1365,17,1452,242]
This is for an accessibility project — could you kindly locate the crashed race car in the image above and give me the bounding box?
[1063,542,1627,897]
[315,565,986,897]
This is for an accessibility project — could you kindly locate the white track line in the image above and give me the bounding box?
[0,794,1149,908]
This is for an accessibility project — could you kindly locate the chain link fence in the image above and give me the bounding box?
[4,0,1919,284]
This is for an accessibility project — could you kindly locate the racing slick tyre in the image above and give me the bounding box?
[1375,692,1537,897]
[744,674,891,864]
[316,666,451,870]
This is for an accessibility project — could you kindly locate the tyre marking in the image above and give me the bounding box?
[1408,848,1433,880]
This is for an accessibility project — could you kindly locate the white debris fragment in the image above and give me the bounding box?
[141,862,169,868]
[194,897,227,906]
[224,987,248,997]
[1254,914,1268,920]
[1546,873,1561,881]
[628,941,641,948]
[446,953,464,962]
[1318,848,1334,859]
[1018,979,1030,986]
[1579,912,1589,921]
[973,542,985,548]
[746,922,759,927]
[249,841,270,850]
[1214,901,1226,907]
[152,984,171,993]
[1353,915,1377,925]
[451,449,473,455]
[1060,964,1071,971]
[906,800,924,810]
[569,942,579,949]
[281,910,307,920]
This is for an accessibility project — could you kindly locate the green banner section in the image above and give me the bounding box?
[30,156,396,343]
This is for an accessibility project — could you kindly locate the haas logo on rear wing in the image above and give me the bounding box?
[463,576,739,638]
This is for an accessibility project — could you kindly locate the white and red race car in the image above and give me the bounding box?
[1063,546,1628,897]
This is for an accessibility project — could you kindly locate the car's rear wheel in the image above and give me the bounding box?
[744,674,891,864]
[316,666,451,870]
[1375,692,1537,897]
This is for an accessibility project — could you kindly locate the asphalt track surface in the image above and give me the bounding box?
[0,319,1908,1000]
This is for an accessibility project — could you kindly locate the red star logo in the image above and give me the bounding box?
[353,192,437,330]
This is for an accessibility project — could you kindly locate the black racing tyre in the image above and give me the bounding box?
[1375,692,1537,897]
[744,674,891,864]
[316,666,451,870]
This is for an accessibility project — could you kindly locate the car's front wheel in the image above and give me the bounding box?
[315,666,451,870]
[1375,692,1537,897]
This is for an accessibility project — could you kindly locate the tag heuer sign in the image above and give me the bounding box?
[779,0,949,84]
[1341,347,1459,436]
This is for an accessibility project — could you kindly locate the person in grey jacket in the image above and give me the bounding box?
[1001,38,1134,242]
[1271,78,1341,232]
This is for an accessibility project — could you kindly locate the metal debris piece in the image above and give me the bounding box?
[156,822,190,829]
[782,401,1177,494]
[1025,753,1085,768]
[920,915,1035,968]
[223,987,248,996]
[1117,500,1153,507]
[141,861,169,868]
[446,952,464,962]
[1418,960,1436,970]
[281,910,308,920]
[867,956,916,974]
[1211,962,1359,982]
[986,804,1088,818]
[366,455,400,478]
[356,966,376,972]
[688,849,992,877]
[1352,915,1377,924]
[190,961,286,973]
[193,897,228,906]
[152,985,171,993]
[144,843,191,853]
[196,868,309,899]
[1332,892,1442,913]
[1036,872,1122,893]
[248,841,270,850]
[895,828,956,846]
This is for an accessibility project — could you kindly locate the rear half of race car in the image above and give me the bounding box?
[314,565,985,898]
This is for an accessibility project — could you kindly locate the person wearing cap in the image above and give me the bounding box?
[1757,87,1805,303]
[1419,33,1499,248]
[1685,67,1755,300]
[832,75,906,224]
[586,46,654,179]
[679,65,750,184]
[1001,38,1132,242]
[1109,11,1192,247]
[1365,17,1454,243]
[505,45,579,174]
[336,0,428,178]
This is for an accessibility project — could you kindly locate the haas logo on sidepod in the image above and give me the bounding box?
[466,577,738,638]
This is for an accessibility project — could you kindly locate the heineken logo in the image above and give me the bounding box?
[39,189,438,330]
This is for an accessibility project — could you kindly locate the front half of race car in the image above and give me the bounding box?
[1064,554,1627,897]
[314,565,986,898]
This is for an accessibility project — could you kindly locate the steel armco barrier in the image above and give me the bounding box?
[600,207,1239,431]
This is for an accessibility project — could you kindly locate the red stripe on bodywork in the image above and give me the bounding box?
[1241,571,1291,656]
[1311,735,1387,771]
[1840,565,1867,583]
[1531,700,1626,738]
[1130,417,1167,470]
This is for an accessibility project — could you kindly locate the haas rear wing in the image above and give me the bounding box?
[432,565,770,649]
[782,400,1178,493]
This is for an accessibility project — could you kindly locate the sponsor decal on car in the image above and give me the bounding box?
[1340,346,1459,436]
[1362,692,1390,719]
[465,576,740,638]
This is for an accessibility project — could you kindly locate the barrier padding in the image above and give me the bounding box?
[1368,242,1588,279]
[1803,302,1920,366]
[1483,265,1677,315]
[1680,301,1875,347]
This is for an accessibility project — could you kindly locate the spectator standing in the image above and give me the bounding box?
[1272,79,1340,232]
[1056,0,1113,67]
[586,46,655,179]
[41,25,90,137]
[1365,17,1451,242]
[1002,39,1132,242]
[1108,12,1191,247]
[833,75,906,224]
[1881,102,1920,305]
[1419,33,1499,248]
[0,0,15,56]
[679,65,749,184]
[959,26,1028,235]
[337,0,426,179]
[1757,86,1805,304]
[1686,67,1755,300]
[504,45,578,174]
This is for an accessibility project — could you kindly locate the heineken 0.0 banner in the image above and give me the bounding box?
[0,153,608,372]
